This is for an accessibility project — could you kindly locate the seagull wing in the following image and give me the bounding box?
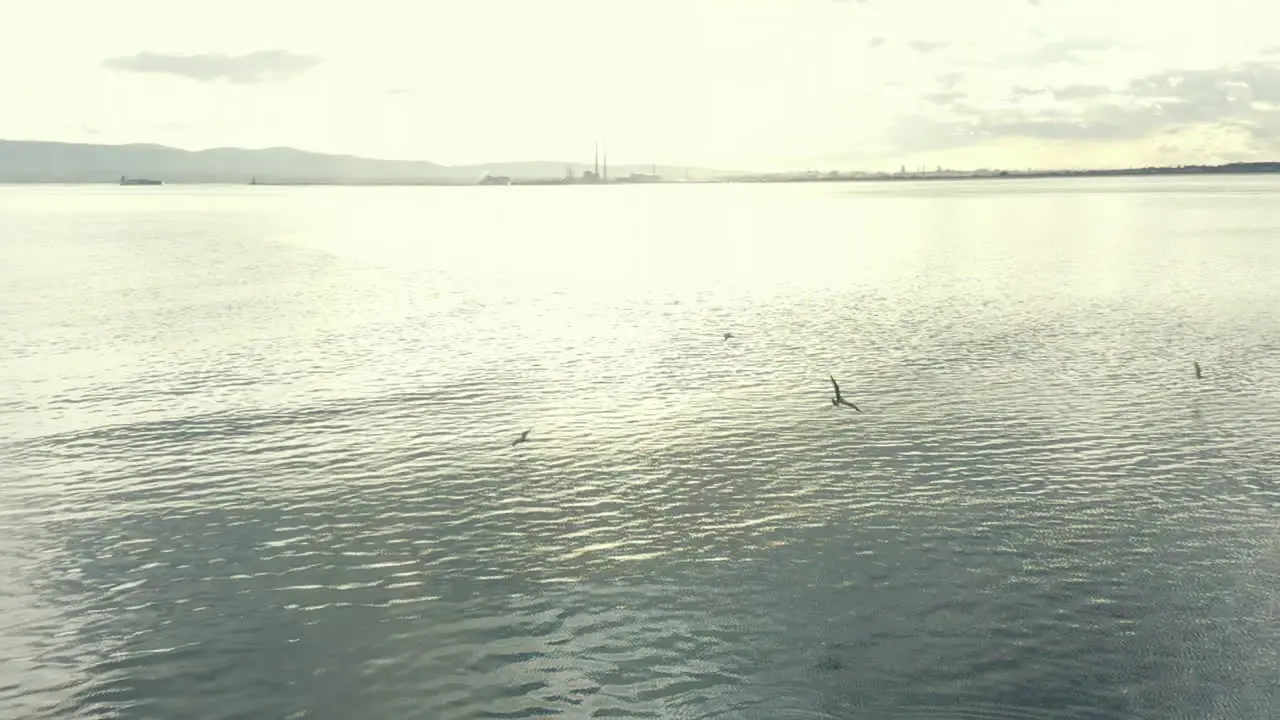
[829,376,842,399]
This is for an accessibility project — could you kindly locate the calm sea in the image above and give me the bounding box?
[2,178,1278,719]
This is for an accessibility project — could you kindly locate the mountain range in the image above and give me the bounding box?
[0,139,735,184]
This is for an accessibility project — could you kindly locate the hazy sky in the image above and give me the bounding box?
[5,0,1280,171]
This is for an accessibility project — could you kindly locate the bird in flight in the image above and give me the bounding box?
[723,332,734,342]
[1193,361,1202,379]
[829,376,861,411]
[512,429,531,446]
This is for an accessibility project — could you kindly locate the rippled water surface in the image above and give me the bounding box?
[3,178,1279,719]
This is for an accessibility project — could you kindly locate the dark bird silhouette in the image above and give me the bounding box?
[512,429,531,446]
[1193,361,1202,379]
[723,332,734,342]
[829,376,861,411]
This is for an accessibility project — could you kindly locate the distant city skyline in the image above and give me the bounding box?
[4,0,1279,172]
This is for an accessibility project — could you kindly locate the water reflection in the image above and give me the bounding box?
[2,178,1279,718]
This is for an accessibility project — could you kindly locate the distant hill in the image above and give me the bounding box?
[0,139,733,184]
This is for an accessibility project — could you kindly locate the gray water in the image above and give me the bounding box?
[2,177,1278,719]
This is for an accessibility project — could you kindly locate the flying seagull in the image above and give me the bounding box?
[723,333,734,342]
[1193,361,1202,379]
[512,429,531,446]
[829,376,861,411]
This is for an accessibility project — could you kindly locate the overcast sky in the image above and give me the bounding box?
[4,0,1279,171]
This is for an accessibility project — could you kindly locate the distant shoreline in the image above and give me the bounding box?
[7,161,1280,187]
[732,161,1280,185]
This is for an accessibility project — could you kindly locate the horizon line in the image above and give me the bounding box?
[4,136,1279,178]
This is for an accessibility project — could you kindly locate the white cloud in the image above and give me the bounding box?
[103,51,321,84]
[909,41,951,54]
[2,0,1280,171]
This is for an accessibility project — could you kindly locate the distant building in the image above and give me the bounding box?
[576,140,607,183]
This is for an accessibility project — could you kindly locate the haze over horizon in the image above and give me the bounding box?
[6,0,1280,172]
